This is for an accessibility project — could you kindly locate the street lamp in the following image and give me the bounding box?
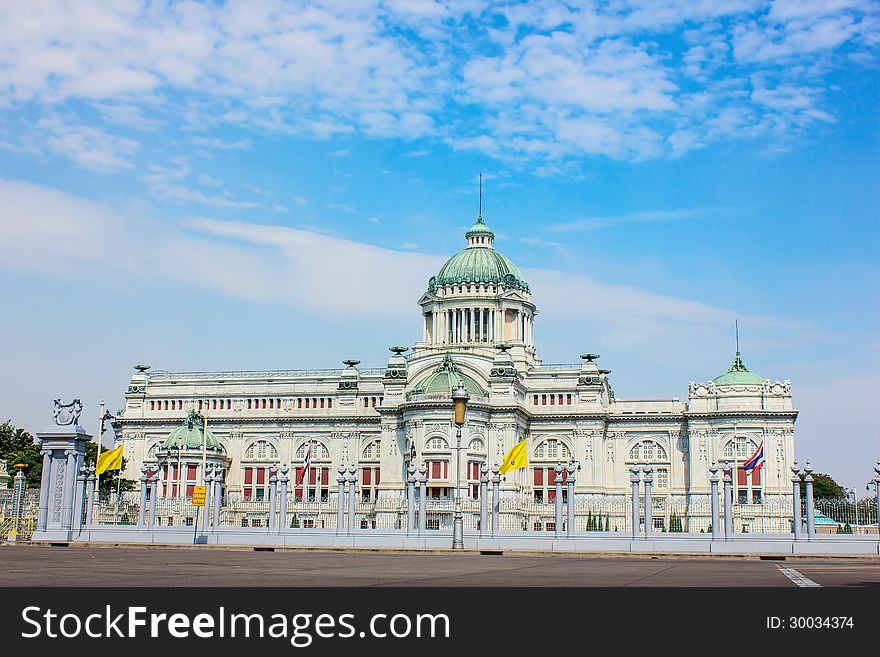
[451,381,470,549]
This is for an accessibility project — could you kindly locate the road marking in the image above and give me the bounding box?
[777,565,821,587]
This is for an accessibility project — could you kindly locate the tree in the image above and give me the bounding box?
[799,472,846,500]
[0,421,42,488]
[83,440,137,497]
[290,513,300,528]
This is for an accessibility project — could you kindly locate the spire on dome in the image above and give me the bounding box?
[466,173,494,247]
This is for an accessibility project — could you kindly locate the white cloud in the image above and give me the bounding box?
[36,115,139,173]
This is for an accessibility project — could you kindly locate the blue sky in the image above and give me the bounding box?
[0,1,878,492]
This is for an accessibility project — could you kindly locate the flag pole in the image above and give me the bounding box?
[95,400,105,498]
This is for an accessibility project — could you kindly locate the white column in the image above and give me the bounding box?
[470,308,476,343]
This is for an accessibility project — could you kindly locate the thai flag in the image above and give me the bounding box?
[295,445,311,488]
[742,442,764,475]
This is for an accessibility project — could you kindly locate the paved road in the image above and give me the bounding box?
[0,546,877,586]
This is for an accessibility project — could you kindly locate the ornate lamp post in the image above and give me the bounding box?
[451,381,470,549]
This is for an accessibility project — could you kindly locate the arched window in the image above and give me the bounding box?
[295,441,330,460]
[294,441,331,502]
[425,436,449,451]
[534,439,571,460]
[244,440,278,461]
[628,440,668,462]
[468,437,485,452]
[362,440,381,461]
[722,436,757,459]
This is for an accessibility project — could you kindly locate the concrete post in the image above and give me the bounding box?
[722,463,733,538]
[212,467,224,529]
[11,467,27,539]
[629,465,640,538]
[406,463,416,535]
[32,412,91,541]
[85,466,96,526]
[804,461,815,538]
[278,463,289,531]
[709,463,720,539]
[74,465,87,530]
[148,472,158,527]
[347,464,357,534]
[566,462,576,536]
[791,462,802,539]
[137,465,148,527]
[479,462,488,537]
[491,465,500,536]
[418,464,428,535]
[203,466,213,532]
[643,465,653,538]
[336,465,346,534]
[268,465,278,531]
[554,462,563,537]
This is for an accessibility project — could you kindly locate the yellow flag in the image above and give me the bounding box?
[96,445,124,474]
[498,439,528,475]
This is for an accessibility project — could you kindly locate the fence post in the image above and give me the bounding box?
[212,468,224,530]
[418,464,428,535]
[347,464,357,535]
[804,461,815,538]
[491,465,500,536]
[709,463,720,539]
[148,472,158,527]
[566,462,576,537]
[629,466,640,538]
[278,464,289,532]
[336,465,346,534]
[479,462,488,537]
[268,465,278,532]
[203,466,213,532]
[643,465,653,538]
[138,465,148,527]
[791,462,802,539]
[722,463,733,538]
[85,466,96,526]
[74,465,87,530]
[406,464,416,535]
[554,462,563,538]
[11,466,27,540]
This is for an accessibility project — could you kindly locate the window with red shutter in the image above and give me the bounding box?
[558,394,563,405]
[321,468,329,485]
[244,468,253,485]
[187,465,197,480]
[752,468,761,486]
[550,395,555,405]
[298,398,302,408]
[541,395,546,405]
[534,468,543,485]
[328,398,332,408]
[431,462,441,479]
[309,468,317,485]
[567,394,572,405]
[375,468,380,485]
[256,469,265,485]
[737,468,747,486]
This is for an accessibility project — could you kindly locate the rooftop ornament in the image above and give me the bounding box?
[342,359,361,368]
[134,364,151,372]
[52,399,83,427]
[389,347,408,355]
[580,353,600,362]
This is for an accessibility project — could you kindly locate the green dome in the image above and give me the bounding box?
[465,215,495,238]
[162,411,221,451]
[713,352,765,386]
[428,217,529,293]
[408,354,487,399]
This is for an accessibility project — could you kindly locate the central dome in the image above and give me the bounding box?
[408,354,487,399]
[427,216,530,293]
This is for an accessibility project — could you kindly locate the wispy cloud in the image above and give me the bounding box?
[548,207,734,232]
[36,116,139,173]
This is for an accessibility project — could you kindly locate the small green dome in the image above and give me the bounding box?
[162,411,221,451]
[408,354,487,399]
[713,352,765,386]
[465,215,495,238]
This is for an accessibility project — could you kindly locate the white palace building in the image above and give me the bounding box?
[117,213,798,531]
